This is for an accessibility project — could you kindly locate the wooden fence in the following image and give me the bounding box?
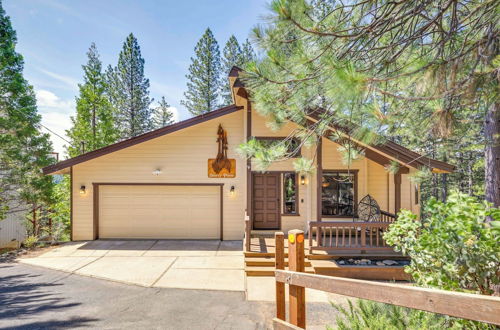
[308,222,394,254]
[275,230,500,329]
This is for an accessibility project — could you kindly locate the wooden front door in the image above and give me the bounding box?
[252,173,280,229]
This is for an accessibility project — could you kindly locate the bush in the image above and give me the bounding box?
[23,235,39,249]
[330,299,493,329]
[384,191,500,294]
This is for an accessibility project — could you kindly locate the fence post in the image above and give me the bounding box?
[288,229,306,328]
[275,232,286,321]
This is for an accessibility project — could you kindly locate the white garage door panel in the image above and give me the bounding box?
[99,185,220,239]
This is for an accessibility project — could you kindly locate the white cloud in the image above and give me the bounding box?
[168,106,180,123]
[36,68,79,91]
[35,89,74,111]
[39,111,72,158]
[34,89,75,157]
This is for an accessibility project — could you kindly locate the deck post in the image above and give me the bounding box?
[316,139,323,247]
[288,230,306,328]
[275,232,286,321]
[394,173,401,215]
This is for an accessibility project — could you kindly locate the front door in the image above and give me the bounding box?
[252,173,280,229]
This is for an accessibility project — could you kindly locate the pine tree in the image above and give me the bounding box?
[0,2,55,222]
[221,35,243,105]
[241,38,256,64]
[241,0,499,207]
[66,43,117,157]
[181,28,222,115]
[152,96,174,129]
[107,33,152,139]
[220,37,256,105]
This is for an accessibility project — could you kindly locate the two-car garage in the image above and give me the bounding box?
[97,184,222,240]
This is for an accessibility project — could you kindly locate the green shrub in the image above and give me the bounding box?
[384,192,500,295]
[23,235,39,249]
[329,299,493,330]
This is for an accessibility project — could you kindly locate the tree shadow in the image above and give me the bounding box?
[0,265,98,328]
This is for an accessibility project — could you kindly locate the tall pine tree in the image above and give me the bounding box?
[0,1,55,222]
[66,43,117,157]
[107,33,152,139]
[221,35,243,105]
[181,28,222,115]
[221,37,256,105]
[241,38,256,64]
[152,96,174,129]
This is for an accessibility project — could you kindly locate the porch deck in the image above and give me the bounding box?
[246,236,401,257]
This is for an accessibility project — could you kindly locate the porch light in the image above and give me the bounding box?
[300,175,306,185]
[152,169,162,176]
[79,185,86,195]
[230,185,235,196]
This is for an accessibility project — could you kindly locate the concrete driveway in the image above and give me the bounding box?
[18,240,245,291]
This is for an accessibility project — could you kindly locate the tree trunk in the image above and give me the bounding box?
[484,101,499,208]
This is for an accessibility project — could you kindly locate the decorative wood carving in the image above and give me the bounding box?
[208,124,236,178]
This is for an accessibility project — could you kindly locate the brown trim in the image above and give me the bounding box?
[92,183,99,240]
[246,98,252,228]
[316,138,323,221]
[220,185,224,240]
[94,182,224,186]
[43,104,244,175]
[364,148,409,174]
[92,182,224,240]
[306,110,454,173]
[70,166,73,241]
[321,169,359,217]
[394,173,402,214]
[282,172,299,216]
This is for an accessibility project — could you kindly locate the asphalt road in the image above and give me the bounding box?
[0,261,338,330]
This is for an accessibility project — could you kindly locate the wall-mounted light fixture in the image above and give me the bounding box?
[230,185,235,196]
[79,185,86,195]
[152,169,162,176]
[300,175,306,185]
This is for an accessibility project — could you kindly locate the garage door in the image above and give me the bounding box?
[98,185,220,239]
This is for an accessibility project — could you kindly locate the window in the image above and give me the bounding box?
[254,137,301,158]
[283,172,298,215]
[321,171,357,217]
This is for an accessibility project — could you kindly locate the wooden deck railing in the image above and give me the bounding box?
[380,210,397,222]
[308,221,394,254]
[275,230,500,329]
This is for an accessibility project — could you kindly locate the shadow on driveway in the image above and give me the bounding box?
[0,264,98,329]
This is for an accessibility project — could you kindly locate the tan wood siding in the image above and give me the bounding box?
[72,111,245,240]
[99,185,220,239]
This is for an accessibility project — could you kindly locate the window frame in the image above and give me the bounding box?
[253,136,302,158]
[282,172,299,216]
[321,170,358,218]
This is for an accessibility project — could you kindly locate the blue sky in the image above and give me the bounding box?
[5,0,269,156]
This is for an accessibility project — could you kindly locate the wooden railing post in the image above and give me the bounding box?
[288,230,306,328]
[275,232,286,321]
[360,225,366,253]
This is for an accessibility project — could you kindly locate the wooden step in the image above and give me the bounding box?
[244,252,289,258]
[245,257,311,267]
[245,266,315,277]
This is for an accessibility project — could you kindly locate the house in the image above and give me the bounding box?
[43,67,454,242]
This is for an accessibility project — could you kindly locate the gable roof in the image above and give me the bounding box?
[306,109,455,173]
[230,66,454,173]
[43,104,243,175]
